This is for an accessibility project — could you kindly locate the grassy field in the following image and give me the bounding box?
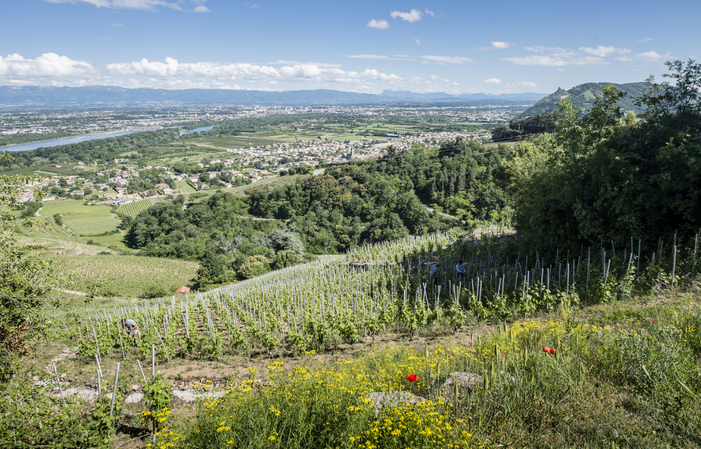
[53,254,200,297]
[37,199,120,235]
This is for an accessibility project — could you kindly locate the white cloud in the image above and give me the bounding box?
[367,19,390,29]
[636,37,652,43]
[485,78,501,84]
[579,45,631,57]
[636,50,671,61]
[504,45,634,66]
[111,22,125,27]
[0,52,465,93]
[0,53,97,83]
[44,0,183,11]
[421,55,474,65]
[193,5,210,12]
[504,46,608,66]
[424,8,434,17]
[414,38,422,45]
[105,57,406,87]
[480,41,513,51]
[496,81,538,93]
[492,41,512,49]
[510,81,537,91]
[391,9,422,22]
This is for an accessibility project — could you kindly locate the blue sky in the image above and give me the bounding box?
[0,0,697,94]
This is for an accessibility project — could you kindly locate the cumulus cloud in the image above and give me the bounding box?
[485,78,501,84]
[193,5,210,12]
[44,0,183,11]
[104,57,406,87]
[0,52,464,93]
[0,53,97,83]
[391,9,422,22]
[420,55,474,65]
[367,19,390,29]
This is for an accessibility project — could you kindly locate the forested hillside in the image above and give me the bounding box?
[521,81,648,117]
[248,138,512,246]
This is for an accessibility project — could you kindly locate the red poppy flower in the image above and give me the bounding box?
[549,348,556,355]
[543,346,550,353]
[405,373,418,382]
[500,353,505,358]
[451,352,455,356]
[652,319,657,324]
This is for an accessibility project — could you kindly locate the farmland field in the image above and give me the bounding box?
[37,199,120,235]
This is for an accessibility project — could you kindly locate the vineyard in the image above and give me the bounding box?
[45,226,701,363]
[116,197,162,218]
[25,227,701,448]
[52,254,201,298]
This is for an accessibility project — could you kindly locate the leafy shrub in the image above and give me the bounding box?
[238,255,270,279]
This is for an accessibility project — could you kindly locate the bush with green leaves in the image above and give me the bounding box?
[238,255,271,279]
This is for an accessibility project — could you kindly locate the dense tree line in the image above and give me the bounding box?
[0,129,178,169]
[248,140,512,253]
[507,60,701,256]
[123,192,306,287]
[491,112,557,142]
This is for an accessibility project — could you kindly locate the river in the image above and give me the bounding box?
[1,124,218,152]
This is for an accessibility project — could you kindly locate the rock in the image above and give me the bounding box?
[364,391,425,416]
[53,388,98,402]
[440,372,483,398]
[125,392,145,404]
[132,384,140,392]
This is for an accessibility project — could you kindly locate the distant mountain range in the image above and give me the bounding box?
[521,82,648,117]
[0,85,546,108]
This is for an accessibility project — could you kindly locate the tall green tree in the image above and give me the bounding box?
[511,60,701,255]
[0,154,54,380]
